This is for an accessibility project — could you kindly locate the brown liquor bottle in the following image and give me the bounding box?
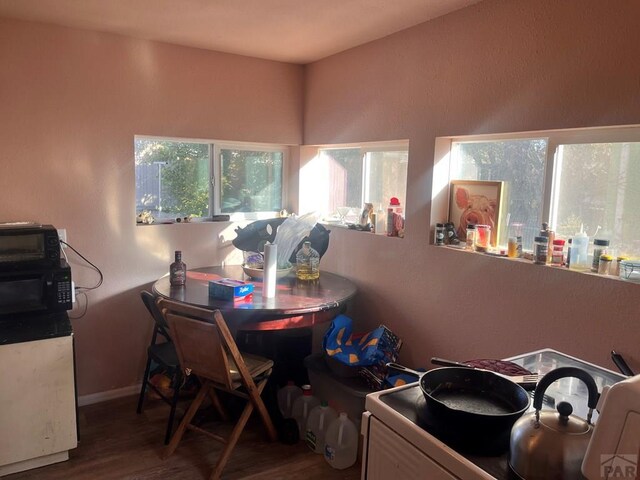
[169,250,186,286]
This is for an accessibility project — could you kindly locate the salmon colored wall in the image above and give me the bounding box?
[0,18,304,396]
[304,0,640,372]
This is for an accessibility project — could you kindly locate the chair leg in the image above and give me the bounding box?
[209,395,256,480]
[136,355,153,414]
[248,377,277,441]
[164,369,183,445]
[207,387,230,422]
[163,379,210,459]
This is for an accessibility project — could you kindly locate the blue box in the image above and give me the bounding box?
[208,278,254,301]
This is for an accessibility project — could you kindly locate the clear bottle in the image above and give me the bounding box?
[466,224,476,251]
[292,384,320,440]
[598,254,613,275]
[516,236,523,258]
[569,229,590,271]
[591,239,610,272]
[507,237,518,258]
[277,381,302,419]
[324,412,359,470]
[375,205,386,235]
[296,241,320,280]
[305,401,338,454]
[434,223,445,246]
[169,250,186,286]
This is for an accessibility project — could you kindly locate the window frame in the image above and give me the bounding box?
[134,135,289,223]
[433,124,640,247]
[307,140,409,217]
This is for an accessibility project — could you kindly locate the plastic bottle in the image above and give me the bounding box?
[324,412,359,470]
[292,384,320,439]
[169,250,186,286]
[375,205,386,235]
[533,236,548,265]
[277,381,302,419]
[296,241,320,280]
[305,401,338,454]
[569,228,589,272]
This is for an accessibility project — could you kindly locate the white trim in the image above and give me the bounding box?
[78,384,141,407]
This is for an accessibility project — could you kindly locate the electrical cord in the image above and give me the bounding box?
[60,240,104,290]
[60,240,103,319]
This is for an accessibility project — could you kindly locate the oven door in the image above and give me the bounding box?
[0,274,47,316]
[361,413,459,480]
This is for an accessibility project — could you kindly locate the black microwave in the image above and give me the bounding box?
[0,261,72,317]
[0,223,61,270]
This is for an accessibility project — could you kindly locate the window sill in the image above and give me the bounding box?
[319,221,404,237]
[436,245,637,284]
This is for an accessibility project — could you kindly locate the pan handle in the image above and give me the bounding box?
[611,350,635,376]
[431,357,472,368]
[386,362,422,378]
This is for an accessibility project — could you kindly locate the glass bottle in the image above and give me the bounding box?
[296,241,320,280]
[591,239,610,272]
[169,250,186,286]
[533,236,548,265]
[466,224,476,251]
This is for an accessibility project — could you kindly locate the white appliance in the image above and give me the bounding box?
[0,313,77,477]
[582,374,640,480]
[360,348,627,480]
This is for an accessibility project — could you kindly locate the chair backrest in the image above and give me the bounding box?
[140,290,171,341]
[157,298,238,389]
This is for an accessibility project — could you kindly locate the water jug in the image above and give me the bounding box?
[277,381,302,419]
[324,412,358,469]
[305,401,338,454]
[291,384,320,439]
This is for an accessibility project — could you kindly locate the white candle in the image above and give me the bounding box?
[262,243,277,298]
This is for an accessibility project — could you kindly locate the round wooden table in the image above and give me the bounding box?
[153,265,357,331]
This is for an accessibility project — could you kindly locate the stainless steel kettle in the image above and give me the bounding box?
[509,367,600,480]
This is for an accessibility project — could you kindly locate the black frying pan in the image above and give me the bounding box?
[387,363,530,454]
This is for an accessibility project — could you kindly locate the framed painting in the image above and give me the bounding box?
[448,180,504,246]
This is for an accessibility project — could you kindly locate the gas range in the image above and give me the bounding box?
[360,349,626,480]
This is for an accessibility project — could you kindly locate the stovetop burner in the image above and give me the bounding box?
[380,383,518,479]
[413,392,512,456]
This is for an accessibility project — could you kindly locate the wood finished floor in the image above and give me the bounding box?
[6,394,361,480]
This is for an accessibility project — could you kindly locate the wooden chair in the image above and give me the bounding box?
[157,298,277,480]
[136,290,184,445]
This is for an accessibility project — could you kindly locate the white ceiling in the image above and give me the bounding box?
[0,0,480,64]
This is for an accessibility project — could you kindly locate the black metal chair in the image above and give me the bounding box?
[136,290,184,444]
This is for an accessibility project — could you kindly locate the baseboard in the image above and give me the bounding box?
[78,384,141,407]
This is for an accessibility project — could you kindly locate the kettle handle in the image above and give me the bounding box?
[533,367,599,412]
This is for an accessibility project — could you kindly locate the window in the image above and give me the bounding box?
[300,142,409,220]
[135,137,287,222]
[450,139,547,247]
[437,125,640,257]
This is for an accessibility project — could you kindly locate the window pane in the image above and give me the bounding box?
[553,142,640,255]
[317,148,363,213]
[135,139,210,220]
[451,139,547,247]
[364,151,408,210]
[220,149,283,213]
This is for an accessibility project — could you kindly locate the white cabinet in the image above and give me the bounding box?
[0,334,77,476]
[362,416,457,480]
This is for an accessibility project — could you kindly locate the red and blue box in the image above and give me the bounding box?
[208,278,254,301]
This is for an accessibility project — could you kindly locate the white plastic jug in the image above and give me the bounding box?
[324,412,359,469]
[291,384,320,439]
[277,381,302,419]
[305,401,338,454]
